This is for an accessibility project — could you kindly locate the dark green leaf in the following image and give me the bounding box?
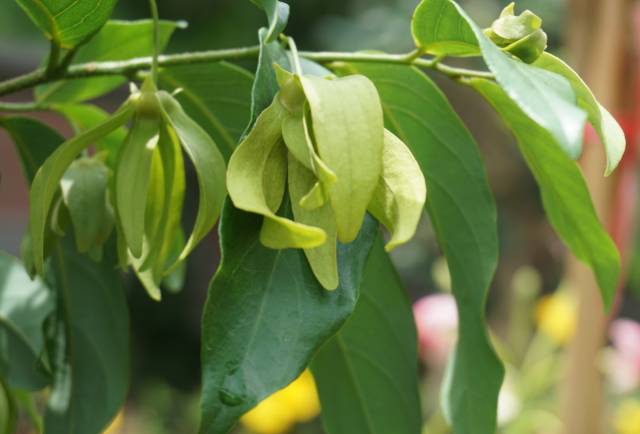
[0,252,54,390]
[250,0,290,42]
[37,20,182,103]
[0,379,16,434]
[471,78,620,308]
[199,202,377,434]
[338,61,503,434]
[312,239,421,434]
[412,0,587,159]
[44,238,129,434]
[158,62,253,160]
[15,0,117,48]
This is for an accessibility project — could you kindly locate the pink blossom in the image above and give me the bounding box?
[413,294,458,366]
[608,318,640,393]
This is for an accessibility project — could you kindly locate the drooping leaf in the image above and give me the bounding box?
[44,238,129,434]
[312,239,421,434]
[115,113,161,259]
[28,102,135,276]
[15,0,117,48]
[158,62,253,160]
[227,98,326,249]
[0,252,54,391]
[300,74,384,243]
[36,20,182,103]
[199,202,377,434]
[55,104,128,164]
[471,78,620,308]
[250,0,290,43]
[288,156,339,290]
[368,130,426,252]
[60,158,113,254]
[412,0,587,159]
[338,61,503,434]
[158,91,228,267]
[533,52,626,175]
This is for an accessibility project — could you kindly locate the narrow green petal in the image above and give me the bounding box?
[368,130,427,251]
[227,98,326,249]
[300,75,384,243]
[299,181,326,210]
[29,101,134,275]
[288,154,338,290]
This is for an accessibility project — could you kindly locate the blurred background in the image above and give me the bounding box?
[1,0,639,433]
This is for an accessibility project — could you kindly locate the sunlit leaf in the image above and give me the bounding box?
[471,78,620,309]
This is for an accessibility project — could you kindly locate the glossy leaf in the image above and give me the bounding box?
[15,0,117,48]
[44,238,129,434]
[199,202,377,434]
[412,0,587,159]
[368,130,426,252]
[158,91,228,267]
[37,20,182,103]
[471,78,620,308]
[227,99,326,249]
[300,74,384,243]
[115,113,161,259]
[158,62,253,160]
[533,52,626,175]
[60,158,113,254]
[339,61,503,434]
[0,252,54,390]
[29,102,135,276]
[312,240,421,434]
[288,156,339,290]
[250,0,290,43]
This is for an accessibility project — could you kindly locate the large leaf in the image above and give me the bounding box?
[199,203,377,434]
[533,53,626,175]
[412,0,587,159]
[44,238,129,434]
[36,20,182,103]
[158,62,253,160]
[250,0,290,43]
[471,78,620,308]
[338,62,503,434]
[311,239,421,434]
[0,252,54,391]
[15,0,117,48]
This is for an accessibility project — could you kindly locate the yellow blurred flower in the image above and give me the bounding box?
[104,409,124,434]
[241,370,320,434]
[535,290,576,345]
[614,399,640,434]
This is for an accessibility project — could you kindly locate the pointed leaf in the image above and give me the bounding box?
[29,102,134,275]
[227,98,326,249]
[368,130,426,252]
[158,62,253,161]
[15,0,117,48]
[300,74,384,243]
[533,52,626,175]
[339,61,503,434]
[199,201,377,434]
[37,20,182,103]
[0,252,54,390]
[312,239,421,434]
[250,0,290,43]
[412,0,587,159]
[471,78,620,308]
[158,91,228,266]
